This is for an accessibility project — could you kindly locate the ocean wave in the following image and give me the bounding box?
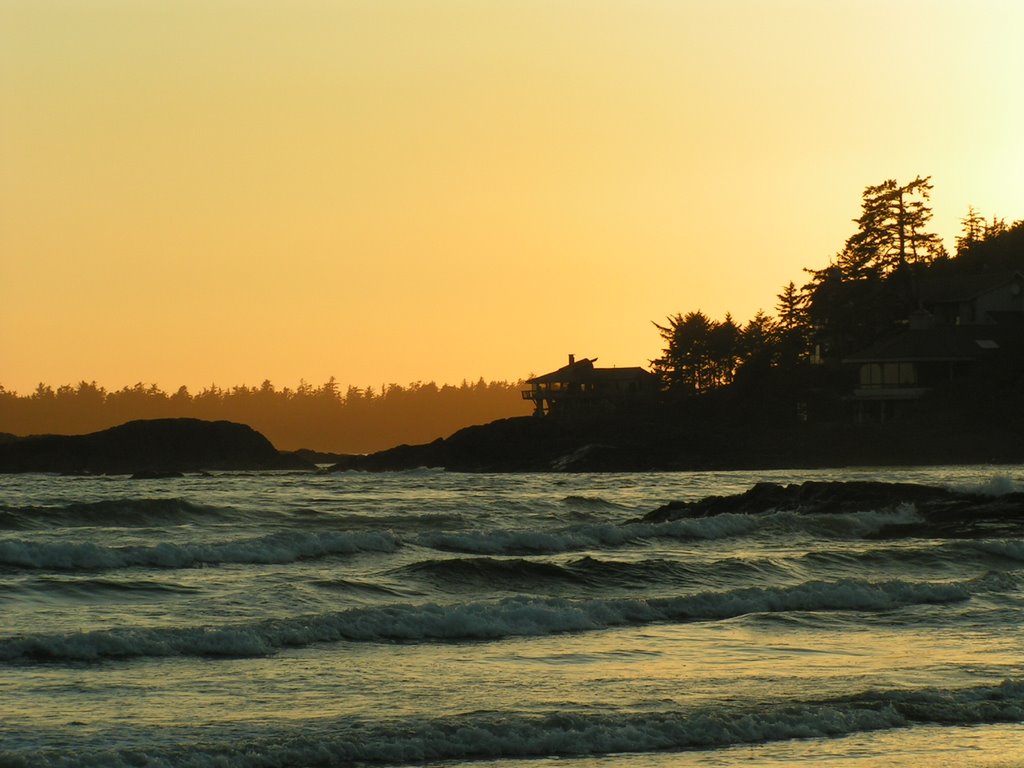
[562,494,627,511]
[803,538,1024,576]
[949,474,1022,497]
[411,506,921,558]
[969,539,1024,562]
[0,498,233,530]
[412,524,636,555]
[5,680,1022,767]
[411,514,771,555]
[0,577,970,662]
[5,576,200,601]
[401,557,579,588]
[0,530,398,571]
[401,554,792,593]
[310,577,413,598]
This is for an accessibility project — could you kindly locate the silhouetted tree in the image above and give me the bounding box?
[654,311,752,394]
[727,310,776,387]
[949,215,1024,274]
[0,376,530,453]
[841,176,946,276]
[775,282,807,333]
[739,310,778,365]
[707,313,741,387]
[956,205,987,256]
[653,311,714,394]
[799,176,949,364]
[653,178,1020,424]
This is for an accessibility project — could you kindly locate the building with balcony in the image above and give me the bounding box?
[843,270,1024,422]
[523,355,659,417]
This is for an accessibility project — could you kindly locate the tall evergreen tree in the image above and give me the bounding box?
[801,176,947,363]
[775,281,806,332]
[840,176,946,276]
[956,205,986,256]
[652,311,715,394]
[708,313,741,388]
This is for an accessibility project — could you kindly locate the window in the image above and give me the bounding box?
[860,362,916,387]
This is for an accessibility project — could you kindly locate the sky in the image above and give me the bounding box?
[2,0,1022,395]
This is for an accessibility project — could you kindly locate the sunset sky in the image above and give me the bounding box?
[2,0,1022,395]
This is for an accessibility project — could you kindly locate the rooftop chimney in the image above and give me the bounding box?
[568,354,575,365]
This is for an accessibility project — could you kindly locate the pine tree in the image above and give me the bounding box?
[956,205,986,256]
[840,176,945,276]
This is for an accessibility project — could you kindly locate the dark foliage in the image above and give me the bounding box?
[654,179,1023,399]
[0,378,532,454]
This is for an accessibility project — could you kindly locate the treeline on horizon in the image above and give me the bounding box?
[650,177,1024,421]
[5,178,1022,456]
[0,378,533,454]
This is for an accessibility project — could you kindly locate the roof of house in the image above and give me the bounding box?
[918,270,1024,304]
[843,326,1018,364]
[527,358,656,385]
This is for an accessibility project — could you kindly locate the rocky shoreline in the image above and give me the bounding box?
[327,413,1024,473]
[2,413,1022,476]
[0,419,312,475]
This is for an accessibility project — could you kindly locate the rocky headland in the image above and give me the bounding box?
[3,407,1022,476]
[639,479,1024,538]
[328,408,1024,473]
[0,418,312,475]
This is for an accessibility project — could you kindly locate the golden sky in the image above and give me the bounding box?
[2,0,1022,394]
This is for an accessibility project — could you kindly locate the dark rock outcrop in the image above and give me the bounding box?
[0,419,313,475]
[329,412,682,473]
[327,405,1024,473]
[644,481,954,521]
[643,480,1024,536]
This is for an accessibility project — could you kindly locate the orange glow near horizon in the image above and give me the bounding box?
[2,1,1023,395]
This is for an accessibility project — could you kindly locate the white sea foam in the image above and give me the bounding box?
[970,539,1024,562]
[412,505,922,557]
[950,474,1021,496]
[0,577,970,662]
[788,503,925,537]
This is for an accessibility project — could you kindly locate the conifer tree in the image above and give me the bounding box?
[775,281,806,332]
[840,176,945,276]
[956,205,986,256]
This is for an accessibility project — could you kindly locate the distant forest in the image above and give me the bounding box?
[5,177,1022,455]
[0,379,532,454]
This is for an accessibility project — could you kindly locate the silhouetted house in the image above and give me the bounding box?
[918,270,1024,326]
[844,271,1024,422]
[523,355,658,416]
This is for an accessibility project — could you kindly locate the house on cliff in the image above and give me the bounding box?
[915,270,1024,325]
[844,271,1024,422]
[523,355,658,416]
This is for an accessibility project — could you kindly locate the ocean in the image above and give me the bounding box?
[1,466,1022,767]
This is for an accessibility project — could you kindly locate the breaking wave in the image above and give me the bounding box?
[4,680,1022,767]
[968,539,1024,563]
[949,474,1022,497]
[411,506,923,557]
[0,498,233,530]
[401,554,793,593]
[0,530,399,571]
[804,537,1024,573]
[0,577,970,662]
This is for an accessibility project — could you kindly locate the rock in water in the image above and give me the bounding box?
[0,418,312,474]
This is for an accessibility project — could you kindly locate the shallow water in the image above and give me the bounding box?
[1,466,1023,767]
